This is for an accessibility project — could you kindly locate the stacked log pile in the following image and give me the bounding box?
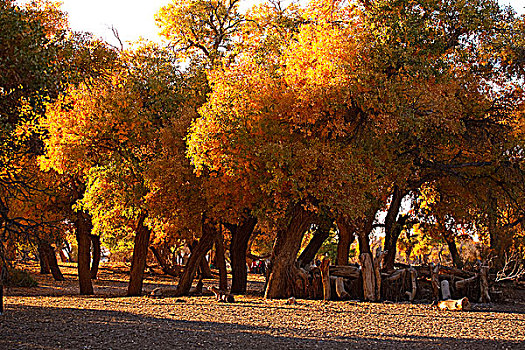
[294,262,496,302]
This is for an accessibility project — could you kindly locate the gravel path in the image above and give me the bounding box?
[1,264,524,350]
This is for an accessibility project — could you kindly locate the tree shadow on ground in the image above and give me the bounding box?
[0,304,521,350]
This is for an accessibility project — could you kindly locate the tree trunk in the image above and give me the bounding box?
[75,211,94,295]
[227,216,257,294]
[215,230,228,291]
[127,213,152,296]
[298,225,330,267]
[175,219,219,296]
[265,204,314,299]
[40,241,65,281]
[384,186,407,271]
[199,255,213,278]
[150,246,181,277]
[356,214,377,301]
[1,264,7,315]
[90,234,101,279]
[37,243,51,275]
[336,218,355,266]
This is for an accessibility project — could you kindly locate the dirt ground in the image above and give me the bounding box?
[1,262,524,350]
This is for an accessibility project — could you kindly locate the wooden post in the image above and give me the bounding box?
[360,253,376,301]
[441,280,451,300]
[480,265,491,303]
[374,248,386,301]
[406,267,417,302]
[429,263,440,301]
[320,257,331,301]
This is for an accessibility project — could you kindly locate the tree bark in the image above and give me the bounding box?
[37,243,51,275]
[75,211,94,295]
[0,265,5,315]
[127,213,151,296]
[90,234,101,279]
[383,185,407,271]
[336,218,355,266]
[226,216,257,294]
[40,241,65,281]
[298,225,330,267]
[70,180,94,295]
[215,230,228,291]
[265,204,314,299]
[175,218,219,296]
[444,235,463,269]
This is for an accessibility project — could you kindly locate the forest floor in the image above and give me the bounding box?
[1,262,524,350]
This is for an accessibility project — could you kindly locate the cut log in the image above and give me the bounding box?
[320,257,331,301]
[386,269,406,282]
[329,265,361,279]
[479,265,491,303]
[441,280,451,300]
[455,275,478,290]
[439,265,476,279]
[335,277,350,300]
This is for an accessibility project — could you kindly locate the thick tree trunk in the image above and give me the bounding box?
[215,231,228,291]
[175,219,219,296]
[194,238,214,279]
[265,204,314,299]
[336,218,355,266]
[127,213,152,296]
[298,226,330,267]
[227,216,257,294]
[383,185,407,271]
[90,234,101,279]
[75,212,94,295]
[40,241,65,281]
[37,243,51,275]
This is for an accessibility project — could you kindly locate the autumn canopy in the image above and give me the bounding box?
[1,0,525,300]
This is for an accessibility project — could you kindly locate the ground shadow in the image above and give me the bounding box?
[0,304,521,350]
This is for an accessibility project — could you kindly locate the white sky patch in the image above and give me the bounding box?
[16,0,524,48]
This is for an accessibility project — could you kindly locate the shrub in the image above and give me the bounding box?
[6,268,38,287]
